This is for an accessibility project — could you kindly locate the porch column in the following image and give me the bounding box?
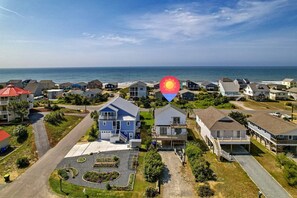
[249,144,251,152]
[231,144,233,154]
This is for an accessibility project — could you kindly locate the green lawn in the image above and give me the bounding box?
[250,138,297,197]
[45,115,83,147]
[49,152,155,197]
[0,125,37,183]
[171,99,235,110]
[243,100,292,110]
[187,119,259,197]
[140,111,154,127]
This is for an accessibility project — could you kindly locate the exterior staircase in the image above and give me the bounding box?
[119,132,128,143]
[209,135,234,161]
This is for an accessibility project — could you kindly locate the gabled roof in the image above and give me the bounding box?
[7,80,22,84]
[247,83,269,92]
[0,84,31,97]
[100,97,139,117]
[129,81,147,87]
[179,89,194,95]
[248,113,297,135]
[201,81,217,87]
[195,107,245,131]
[40,80,55,84]
[155,104,186,116]
[88,79,102,84]
[105,82,118,86]
[85,88,102,94]
[235,78,250,84]
[76,82,87,86]
[186,80,198,84]
[0,130,11,142]
[283,78,295,82]
[219,81,239,92]
[219,77,233,82]
[288,87,297,93]
[24,83,42,94]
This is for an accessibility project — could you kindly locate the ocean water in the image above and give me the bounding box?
[0,66,296,84]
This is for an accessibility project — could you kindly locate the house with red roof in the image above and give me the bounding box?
[0,130,10,152]
[0,84,34,122]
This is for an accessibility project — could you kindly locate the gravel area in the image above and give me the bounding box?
[57,150,138,189]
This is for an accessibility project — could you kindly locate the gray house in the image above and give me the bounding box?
[24,82,44,97]
[129,81,147,99]
[105,82,118,90]
[186,80,199,90]
[179,89,195,101]
[234,78,250,90]
[201,81,218,91]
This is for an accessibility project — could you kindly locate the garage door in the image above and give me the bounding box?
[100,131,111,140]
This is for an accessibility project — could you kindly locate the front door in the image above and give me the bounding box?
[129,133,133,139]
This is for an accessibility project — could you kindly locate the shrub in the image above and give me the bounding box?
[44,111,65,125]
[276,153,297,186]
[144,150,164,182]
[106,183,112,190]
[83,171,119,183]
[13,125,28,143]
[185,142,203,160]
[198,184,214,197]
[229,111,248,127]
[16,157,30,168]
[77,157,87,163]
[145,187,158,197]
[285,102,292,107]
[58,169,69,180]
[191,158,214,182]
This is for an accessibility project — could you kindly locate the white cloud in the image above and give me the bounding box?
[80,33,142,46]
[128,0,290,41]
[0,5,23,17]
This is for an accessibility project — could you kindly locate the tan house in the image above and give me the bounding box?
[269,89,288,100]
[282,78,297,89]
[288,87,297,100]
[248,113,297,154]
[195,107,250,160]
[0,84,33,122]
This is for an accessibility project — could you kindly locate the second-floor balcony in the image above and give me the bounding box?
[0,110,8,115]
[216,136,250,144]
[170,121,187,128]
[99,115,117,120]
[271,137,297,145]
[0,101,8,105]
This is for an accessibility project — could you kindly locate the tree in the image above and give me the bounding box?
[229,111,248,127]
[8,100,30,122]
[198,184,214,197]
[144,150,164,182]
[13,125,28,142]
[16,157,30,168]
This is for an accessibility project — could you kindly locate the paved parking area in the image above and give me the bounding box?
[159,151,196,198]
[234,155,291,198]
[65,140,130,158]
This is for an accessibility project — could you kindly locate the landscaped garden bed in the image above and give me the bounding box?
[93,155,120,167]
[83,171,120,183]
[77,157,86,163]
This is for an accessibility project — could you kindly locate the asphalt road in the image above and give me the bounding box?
[234,155,291,198]
[30,112,51,158]
[0,103,107,198]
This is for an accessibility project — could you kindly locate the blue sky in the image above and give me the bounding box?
[0,0,297,67]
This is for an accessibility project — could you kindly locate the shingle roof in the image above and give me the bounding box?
[195,107,246,131]
[288,87,297,93]
[179,89,194,95]
[0,130,10,142]
[201,81,217,87]
[155,104,186,116]
[283,78,295,82]
[130,81,147,87]
[24,83,41,94]
[220,82,239,92]
[248,83,269,92]
[248,113,297,135]
[100,97,139,117]
[220,77,233,82]
[0,84,31,97]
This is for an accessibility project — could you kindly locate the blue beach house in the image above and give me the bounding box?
[98,97,140,143]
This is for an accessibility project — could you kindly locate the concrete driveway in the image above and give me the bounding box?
[30,112,51,158]
[159,151,196,198]
[234,155,291,198]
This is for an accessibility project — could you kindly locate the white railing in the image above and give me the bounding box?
[216,136,250,141]
[210,135,234,161]
[0,111,8,115]
[0,101,8,105]
[99,115,117,120]
[119,132,128,142]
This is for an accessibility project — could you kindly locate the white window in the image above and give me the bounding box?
[127,121,130,126]
[103,121,106,126]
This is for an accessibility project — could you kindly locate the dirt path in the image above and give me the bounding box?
[230,101,254,110]
[159,151,196,198]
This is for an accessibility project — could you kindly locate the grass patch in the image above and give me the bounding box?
[250,138,297,197]
[140,111,154,127]
[49,152,155,198]
[187,120,259,197]
[243,100,291,110]
[0,125,37,183]
[45,115,83,147]
[77,157,86,163]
